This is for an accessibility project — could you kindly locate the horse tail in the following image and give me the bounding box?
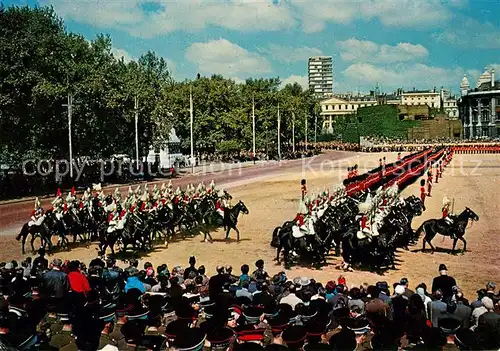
[415,222,426,238]
[16,224,28,241]
[271,226,281,247]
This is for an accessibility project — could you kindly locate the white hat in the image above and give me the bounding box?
[395,285,405,295]
[92,183,102,191]
[128,186,133,195]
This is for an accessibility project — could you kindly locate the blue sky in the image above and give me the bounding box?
[6,0,500,94]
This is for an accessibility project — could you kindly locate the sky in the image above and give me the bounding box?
[6,0,500,94]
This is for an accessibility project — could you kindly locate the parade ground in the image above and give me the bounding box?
[0,151,498,299]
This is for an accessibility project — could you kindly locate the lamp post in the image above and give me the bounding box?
[252,97,256,164]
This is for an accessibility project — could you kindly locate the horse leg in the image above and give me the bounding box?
[30,236,37,253]
[234,227,240,242]
[452,238,458,253]
[459,237,467,253]
[21,236,27,255]
[225,227,231,240]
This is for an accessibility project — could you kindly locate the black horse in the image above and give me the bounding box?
[203,200,249,242]
[416,207,479,253]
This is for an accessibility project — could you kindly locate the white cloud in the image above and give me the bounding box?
[338,38,428,63]
[111,47,135,63]
[39,0,459,38]
[434,17,500,49]
[40,0,295,38]
[359,0,451,28]
[294,0,452,33]
[280,75,309,90]
[342,63,465,91]
[258,44,323,64]
[185,39,272,80]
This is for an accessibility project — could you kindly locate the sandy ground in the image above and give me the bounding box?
[1,152,498,300]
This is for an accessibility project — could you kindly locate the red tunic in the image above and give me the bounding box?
[294,214,304,227]
[420,186,426,204]
[361,215,368,229]
[107,213,114,223]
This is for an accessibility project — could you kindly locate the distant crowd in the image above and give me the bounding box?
[0,250,498,350]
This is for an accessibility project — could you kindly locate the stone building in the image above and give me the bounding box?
[458,68,500,138]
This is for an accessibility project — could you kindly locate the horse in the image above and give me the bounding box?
[203,200,249,242]
[416,207,479,253]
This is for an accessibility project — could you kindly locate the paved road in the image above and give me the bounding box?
[0,151,353,236]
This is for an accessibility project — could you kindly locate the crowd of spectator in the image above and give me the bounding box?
[0,250,499,351]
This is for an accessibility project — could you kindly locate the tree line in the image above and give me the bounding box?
[0,5,321,168]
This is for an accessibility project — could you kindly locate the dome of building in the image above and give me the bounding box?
[476,67,492,88]
[460,74,470,88]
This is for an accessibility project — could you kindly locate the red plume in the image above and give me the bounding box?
[120,209,126,219]
[63,203,67,212]
[71,186,75,195]
[129,205,135,213]
[79,202,84,209]
[56,188,61,197]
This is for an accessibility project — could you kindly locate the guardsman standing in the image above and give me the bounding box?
[435,164,440,183]
[439,160,443,178]
[346,167,352,179]
[353,164,358,177]
[397,152,401,161]
[420,179,426,208]
[427,170,433,197]
[301,179,307,201]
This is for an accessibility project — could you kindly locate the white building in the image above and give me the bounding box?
[443,98,459,119]
[308,56,333,99]
[320,95,377,132]
[401,90,441,109]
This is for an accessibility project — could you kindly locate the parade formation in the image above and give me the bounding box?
[16,145,480,271]
[17,181,248,255]
[271,146,478,269]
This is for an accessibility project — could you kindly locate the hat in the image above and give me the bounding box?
[164,320,191,340]
[481,296,494,310]
[303,343,331,351]
[99,304,117,323]
[233,343,265,350]
[206,327,235,350]
[438,264,447,271]
[394,285,405,295]
[438,317,461,335]
[234,324,266,343]
[282,325,307,349]
[329,329,356,349]
[243,306,264,324]
[292,277,311,287]
[4,263,13,270]
[400,278,408,285]
[172,327,206,351]
[51,258,62,267]
[265,344,289,351]
[486,282,496,290]
[346,317,370,335]
[268,314,289,336]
